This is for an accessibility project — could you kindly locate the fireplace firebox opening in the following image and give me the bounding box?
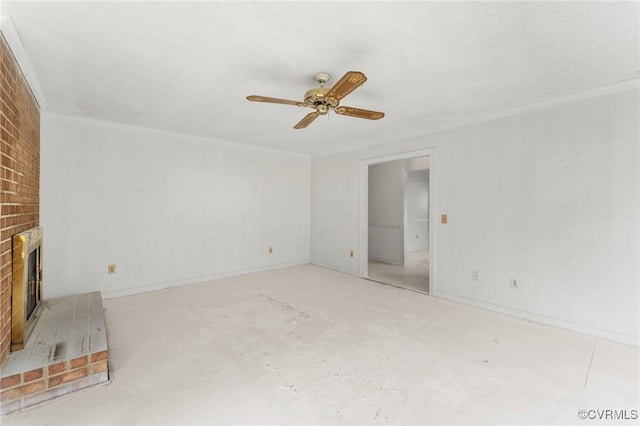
[11,227,43,351]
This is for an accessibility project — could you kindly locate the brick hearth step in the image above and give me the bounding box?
[0,292,109,414]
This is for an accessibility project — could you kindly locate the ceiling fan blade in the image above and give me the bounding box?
[325,71,367,102]
[335,106,385,120]
[246,95,305,107]
[294,112,319,129]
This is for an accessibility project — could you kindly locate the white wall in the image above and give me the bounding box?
[41,113,310,298]
[311,86,639,345]
[405,169,429,252]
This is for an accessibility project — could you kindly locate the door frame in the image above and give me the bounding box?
[401,167,408,267]
[403,168,430,265]
[360,148,434,284]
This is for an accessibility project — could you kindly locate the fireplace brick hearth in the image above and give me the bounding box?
[0,292,109,414]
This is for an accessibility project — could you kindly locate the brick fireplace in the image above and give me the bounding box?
[1,32,40,368]
[1,32,109,414]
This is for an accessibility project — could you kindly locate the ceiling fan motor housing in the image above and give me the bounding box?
[303,87,338,110]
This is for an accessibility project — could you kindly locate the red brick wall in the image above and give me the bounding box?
[1,350,108,413]
[0,34,41,367]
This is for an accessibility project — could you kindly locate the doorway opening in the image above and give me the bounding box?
[360,149,432,294]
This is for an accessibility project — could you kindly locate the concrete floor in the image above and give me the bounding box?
[3,265,638,425]
[368,249,429,293]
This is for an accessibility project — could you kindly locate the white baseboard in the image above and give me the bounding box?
[102,260,310,299]
[431,289,639,348]
[407,247,428,253]
[308,261,357,277]
[369,256,403,266]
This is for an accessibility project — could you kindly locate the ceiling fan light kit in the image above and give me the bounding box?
[247,71,385,129]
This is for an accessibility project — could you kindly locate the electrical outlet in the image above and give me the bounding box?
[510,277,518,288]
[268,246,273,254]
[349,250,354,258]
[472,270,480,281]
[108,264,116,274]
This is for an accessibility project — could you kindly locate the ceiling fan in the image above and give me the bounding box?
[246,71,385,129]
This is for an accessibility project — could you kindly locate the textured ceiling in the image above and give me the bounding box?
[3,1,639,156]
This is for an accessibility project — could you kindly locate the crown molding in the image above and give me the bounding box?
[398,78,640,143]
[0,17,47,108]
[313,78,639,158]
